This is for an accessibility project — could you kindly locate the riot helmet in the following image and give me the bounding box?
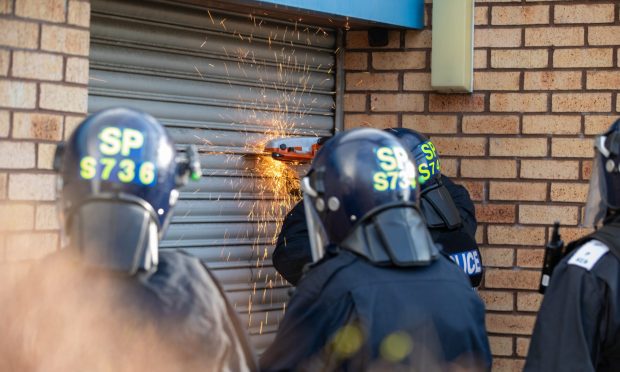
[54,107,201,274]
[301,128,438,266]
[385,128,462,230]
[585,119,620,227]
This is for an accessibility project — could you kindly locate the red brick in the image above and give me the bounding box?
[491,49,548,69]
[587,71,620,90]
[440,158,458,178]
[488,225,545,246]
[41,25,90,56]
[489,336,514,356]
[588,26,620,46]
[0,19,38,49]
[431,136,486,156]
[370,94,424,112]
[64,115,85,140]
[492,359,525,372]
[520,205,579,225]
[373,51,425,70]
[551,138,594,158]
[475,28,522,48]
[555,4,615,24]
[516,248,544,268]
[65,57,89,84]
[522,115,581,135]
[485,269,541,290]
[13,113,63,141]
[15,0,65,22]
[38,143,56,170]
[517,292,543,312]
[402,115,457,134]
[479,290,514,311]
[475,6,489,26]
[521,159,580,180]
[0,110,8,137]
[0,173,6,199]
[490,138,548,157]
[480,247,515,268]
[490,182,547,202]
[0,0,11,14]
[462,115,519,134]
[5,232,58,261]
[550,182,589,203]
[524,71,582,91]
[429,94,485,113]
[490,93,547,113]
[403,73,432,91]
[516,337,530,358]
[474,71,520,91]
[585,115,618,135]
[552,93,611,113]
[40,84,88,113]
[557,226,592,243]
[0,50,8,76]
[404,29,431,48]
[346,72,398,91]
[492,5,549,25]
[0,204,34,231]
[36,203,59,230]
[68,0,90,28]
[343,93,366,112]
[0,141,35,169]
[8,174,56,201]
[344,114,397,130]
[525,27,584,46]
[474,49,488,69]
[476,204,516,223]
[346,30,400,49]
[486,313,537,335]
[462,159,516,179]
[582,159,593,180]
[344,52,367,71]
[553,48,613,68]
[0,81,36,109]
[460,180,484,201]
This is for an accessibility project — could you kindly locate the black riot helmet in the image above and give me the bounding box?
[385,128,462,231]
[54,107,201,275]
[585,119,620,227]
[301,128,438,266]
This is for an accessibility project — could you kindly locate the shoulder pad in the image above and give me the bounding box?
[567,240,609,271]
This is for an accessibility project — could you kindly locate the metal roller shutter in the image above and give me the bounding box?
[88,0,339,351]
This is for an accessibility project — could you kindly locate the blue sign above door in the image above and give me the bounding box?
[256,0,424,29]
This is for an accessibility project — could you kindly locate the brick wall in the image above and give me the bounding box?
[343,1,619,370]
[0,0,90,262]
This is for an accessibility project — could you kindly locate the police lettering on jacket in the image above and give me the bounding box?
[449,250,482,276]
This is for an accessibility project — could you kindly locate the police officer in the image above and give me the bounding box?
[525,120,620,371]
[261,128,491,371]
[0,108,256,372]
[273,128,482,287]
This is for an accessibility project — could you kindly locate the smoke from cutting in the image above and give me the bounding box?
[0,248,253,372]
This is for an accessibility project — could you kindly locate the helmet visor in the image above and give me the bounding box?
[584,137,607,227]
[301,177,329,262]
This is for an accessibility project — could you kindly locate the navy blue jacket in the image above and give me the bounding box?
[273,176,479,286]
[525,240,620,372]
[261,250,491,371]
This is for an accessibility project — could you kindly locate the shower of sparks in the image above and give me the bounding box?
[195,9,333,336]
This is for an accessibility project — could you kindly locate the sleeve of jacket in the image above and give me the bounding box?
[260,288,355,371]
[441,176,477,237]
[272,200,313,285]
[524,261,605,372]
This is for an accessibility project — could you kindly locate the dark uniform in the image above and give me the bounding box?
[526,120,620,371]
[263,128,491,370]
[0,250,256,372]
[0,108,257,371]
[273,129,482,287]
[525,218,620,372]
[262,250,491,371]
